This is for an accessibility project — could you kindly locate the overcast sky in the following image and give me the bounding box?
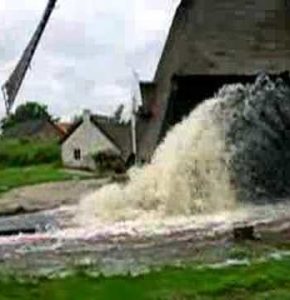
[0,0,180,120]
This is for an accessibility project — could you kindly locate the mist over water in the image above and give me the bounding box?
[77,74,290,225]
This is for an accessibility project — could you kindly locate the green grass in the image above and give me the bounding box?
[0,138,94,195]
[0,164,88,195]
[1,258,290,299]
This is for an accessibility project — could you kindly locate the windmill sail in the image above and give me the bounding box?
[2,0,57,114]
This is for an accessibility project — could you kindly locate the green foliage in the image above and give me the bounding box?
[113,104,124,122]
[72,114,82,123]
[1,102,54,131]
[1,258,290,299]
[0,139,60,168]
[228,245,253,260]
[93,149,126,174]
[0,165,76,195]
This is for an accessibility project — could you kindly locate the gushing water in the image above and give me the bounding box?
[77,74,290,225]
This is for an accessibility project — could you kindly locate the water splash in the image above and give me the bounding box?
[77,74,290,225]
[77,87,235,225]
[223,74,290,202]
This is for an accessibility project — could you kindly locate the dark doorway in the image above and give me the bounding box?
[159,73,284,141]
[125,153,136,169]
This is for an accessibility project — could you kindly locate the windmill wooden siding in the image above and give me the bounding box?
[138,0,290,161]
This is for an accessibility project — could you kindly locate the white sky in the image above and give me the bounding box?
[0,0,180,120]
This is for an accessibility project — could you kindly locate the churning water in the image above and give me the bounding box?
[77,74,290,226]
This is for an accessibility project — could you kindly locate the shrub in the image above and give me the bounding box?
[0,138,61,168]
[92,150,126,174]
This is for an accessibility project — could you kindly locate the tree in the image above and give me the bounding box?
[113,104,124,122]
[72,114,82,124]
[1,102,54,131]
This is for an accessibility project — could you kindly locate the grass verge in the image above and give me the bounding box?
[0,164,91,195]
[1,258,290,299]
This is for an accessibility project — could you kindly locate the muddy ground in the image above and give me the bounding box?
[0,178,111,216]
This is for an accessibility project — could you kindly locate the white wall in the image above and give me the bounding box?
[61,117,120,170]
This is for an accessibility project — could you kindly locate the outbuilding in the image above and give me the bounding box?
[61,110,132,170]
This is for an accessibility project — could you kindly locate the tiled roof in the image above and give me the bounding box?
[2,119,63,139]
[56,122,72,135]
[91,116,132,161]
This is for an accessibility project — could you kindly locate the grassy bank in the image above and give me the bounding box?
[0,139,95,195]
[0,138,60,168]
[0,164,89,195]
[1,258,290,299]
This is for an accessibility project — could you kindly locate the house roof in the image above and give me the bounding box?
[56,122,72,135]
[2,118,63,139]
[91,116,132,161]
[59,119,83,144]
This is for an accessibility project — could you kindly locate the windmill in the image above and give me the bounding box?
[130,70,142,159]
[1,0,58,115]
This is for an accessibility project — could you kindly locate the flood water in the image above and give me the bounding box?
[77,74,290,228]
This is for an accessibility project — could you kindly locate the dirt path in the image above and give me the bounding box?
[0,178,111,215]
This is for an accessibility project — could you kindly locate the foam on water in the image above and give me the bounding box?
[77,74,290,226]
[77,88,236,225]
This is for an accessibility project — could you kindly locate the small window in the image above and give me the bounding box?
[74,149,81,160]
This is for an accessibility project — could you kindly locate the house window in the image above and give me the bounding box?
[74,148,81,160]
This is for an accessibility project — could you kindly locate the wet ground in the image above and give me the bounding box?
[0,203,289,277]
[0,177,290,278]
[0,178,111,215]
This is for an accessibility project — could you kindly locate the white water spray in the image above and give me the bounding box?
[77,74,290,226]
[77,88,237,225]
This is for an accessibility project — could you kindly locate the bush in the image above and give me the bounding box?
[92,150,126,174]
[0,138,61,168]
